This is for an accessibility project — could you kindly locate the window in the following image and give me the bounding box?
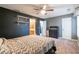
[77,16,79,39]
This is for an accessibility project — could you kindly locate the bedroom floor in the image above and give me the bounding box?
[54,39,79,54]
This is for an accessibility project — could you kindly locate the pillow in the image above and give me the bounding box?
[0,38,3,46]
[0,38,7,46]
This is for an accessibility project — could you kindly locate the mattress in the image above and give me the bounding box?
[0,35,55,54]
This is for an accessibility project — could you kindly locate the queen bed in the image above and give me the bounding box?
[0,35,56,54]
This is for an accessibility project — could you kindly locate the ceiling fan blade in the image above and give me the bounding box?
[34,8,40,10]
[36,12,39,14]
[34,7,42,10]
[46,9,54,11]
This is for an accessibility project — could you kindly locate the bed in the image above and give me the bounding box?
[0,35,56,54]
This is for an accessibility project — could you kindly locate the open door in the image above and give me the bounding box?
[62,17,72,39]
[29,18,36,35]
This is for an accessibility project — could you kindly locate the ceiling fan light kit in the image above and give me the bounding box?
[34,4,54,15]
[40,10,46,15]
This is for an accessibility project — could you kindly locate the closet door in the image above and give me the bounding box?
[29,18,36,35]
[62,17,72,39]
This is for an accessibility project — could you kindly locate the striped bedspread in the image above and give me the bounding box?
[0,35,55,54]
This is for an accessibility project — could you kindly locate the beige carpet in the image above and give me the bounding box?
[54,39,79,54]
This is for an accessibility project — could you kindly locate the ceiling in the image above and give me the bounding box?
[0,4,79,19]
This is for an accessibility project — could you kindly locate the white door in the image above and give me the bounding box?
[62,17,72,39]
[77,16,79,39]
[40,20,46,36]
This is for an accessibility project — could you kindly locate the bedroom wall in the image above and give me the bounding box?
[46,14,77,39]
[46,16,62,37]
[72,16,77,39]
[0,14,2,37]
[0,7,42,39]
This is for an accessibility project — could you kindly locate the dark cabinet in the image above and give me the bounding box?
[49,26,59,38]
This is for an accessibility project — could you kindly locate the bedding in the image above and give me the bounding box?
[0,35,56,54]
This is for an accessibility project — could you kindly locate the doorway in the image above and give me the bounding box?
[29,18,36,35]
[40,20,46,36]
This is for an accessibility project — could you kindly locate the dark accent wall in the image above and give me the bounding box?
[36,20,40,35]
[0,7,42,39]
[0,13,2,37]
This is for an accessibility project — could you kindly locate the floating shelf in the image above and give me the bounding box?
[16,21,29,24]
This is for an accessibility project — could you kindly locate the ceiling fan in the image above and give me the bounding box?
[34,5,54,15]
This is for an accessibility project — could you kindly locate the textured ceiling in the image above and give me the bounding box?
[0,4,79,19]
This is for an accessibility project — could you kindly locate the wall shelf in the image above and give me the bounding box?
[16,21,29,24]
